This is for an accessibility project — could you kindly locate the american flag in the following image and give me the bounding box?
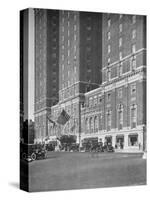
[57,109,70,125]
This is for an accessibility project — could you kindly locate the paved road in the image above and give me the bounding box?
[27,152,146,192]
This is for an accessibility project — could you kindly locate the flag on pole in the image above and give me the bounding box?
[47,116,56,127]
[57,109,70,125]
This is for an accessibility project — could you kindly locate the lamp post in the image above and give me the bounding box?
[78,101,82,152]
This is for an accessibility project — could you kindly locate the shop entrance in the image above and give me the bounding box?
[105,136,112,145]
[128,134,138,146]
[116,135,124,149]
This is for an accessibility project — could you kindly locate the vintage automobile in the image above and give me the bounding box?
[103,143,114,152]
[20,143,47,161]
[46,141,56,151]
[69,143,79,152]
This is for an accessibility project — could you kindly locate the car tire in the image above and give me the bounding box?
[31,153,36,161]
[22,153,26,160]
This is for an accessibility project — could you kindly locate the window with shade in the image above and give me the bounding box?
[94,116,98,132]
[118,105,123,130]
[131,104,137,129]
[107,111,111,131]
[89,117,94,133]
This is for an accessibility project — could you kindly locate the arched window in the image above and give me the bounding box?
[99,113,102,130]
[85,118,89,133]
[94,116,98,132]
[89,117,93,133]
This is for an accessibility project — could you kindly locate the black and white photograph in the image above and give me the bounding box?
[19,7,147,192]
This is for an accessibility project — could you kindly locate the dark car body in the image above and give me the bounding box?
[103,144,114,152]
[20,143,47,161]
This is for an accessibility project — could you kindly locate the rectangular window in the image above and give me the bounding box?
[74,14,77,21]
[107,31,111,40]
[89,97,93,107]
[62,45,64,50]
[74,34,77,41]
[99,96,102,103]
[68,49,70,57]
[68,30,70,37]
[132,29,136,39]
[74,45,77,52]
[131,107,137,129]
[68,40,70,47]
[131,84,136,95]
[132,44,136,53]
[68,21,70,27]
[119,24,123,33]
[62,17,64,24]
[108,45,111,53]
[119,51,122,60]
[108,57,110,65]
[120,14,123,19]
[87,26,92,31]
[94,96,97,106]
[119,37,122,47]
[131,56,136,71]
[108,19,111,27]
[62,26,64,32]
[118,88,122,98]
[107,112,111,131]
[87,36,91,41]
[74,24,77,31]
[107,93,111,101]
[132,15,136,24]
[62,54,64,61]
[118,110,123,130]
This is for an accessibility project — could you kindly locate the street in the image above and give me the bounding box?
[27,152,146,192]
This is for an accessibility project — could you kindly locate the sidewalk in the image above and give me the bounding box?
[114,148,143,153]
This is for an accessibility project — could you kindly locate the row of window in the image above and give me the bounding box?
[107,43,136,60]
[106,55,136,81]
[87,84,136,107]
[84,104,137,133]
[107,15,136,28]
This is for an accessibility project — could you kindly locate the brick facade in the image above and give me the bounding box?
[34,10,146,151]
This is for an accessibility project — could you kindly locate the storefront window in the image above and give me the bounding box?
[105,136,112,145]
[128,134,138,146]
[131,105,137,128]
[116,136,124,149]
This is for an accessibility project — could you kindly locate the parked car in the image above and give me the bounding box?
[103,143,114,152]
[20,143,47,161]
[69,143,79,152]
[46,141,56,151]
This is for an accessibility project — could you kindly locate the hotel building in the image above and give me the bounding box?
[34,10,146,151]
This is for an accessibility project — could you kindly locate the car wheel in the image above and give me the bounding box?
[31,153,36,161]
[22,153,26,160]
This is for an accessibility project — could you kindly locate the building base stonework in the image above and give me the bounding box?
[80,125,145,152]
